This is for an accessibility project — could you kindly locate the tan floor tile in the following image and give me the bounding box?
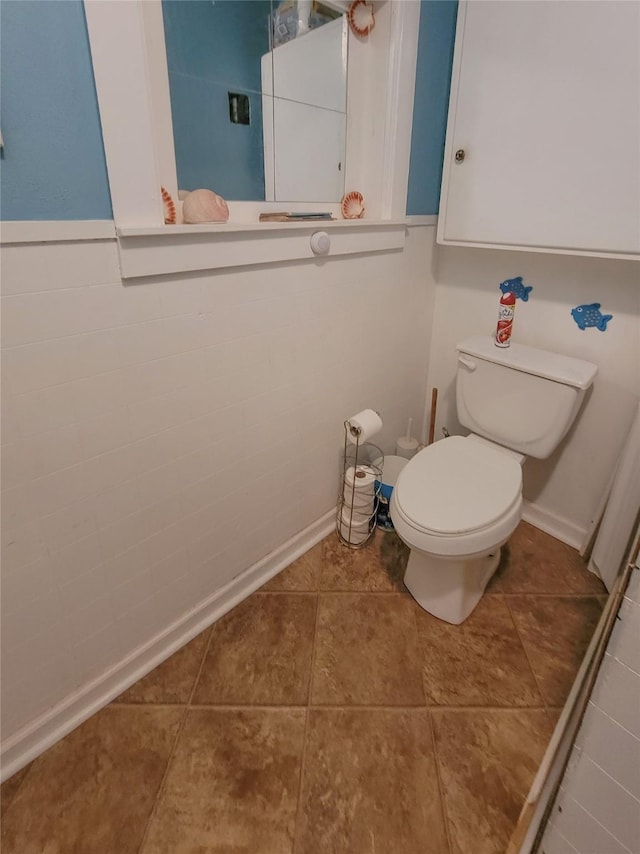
[495,522,606,595]
[311,593,425,705]
[319,530,409,592]
[262,541,323,591]
[141,708,305,854]
[432,709,552,854]
[1,763,32,816]
[1,706,181,854]
[416,595,541,707]
[114,627,211,704]
[295,709,449,854]
[547,707,565,727]
[508,596,604,706]
[193,593,316,705]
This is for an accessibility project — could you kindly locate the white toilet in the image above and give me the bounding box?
[390,336,597,624]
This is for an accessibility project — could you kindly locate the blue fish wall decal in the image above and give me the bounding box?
[571,303,613,331]
[499,277,533,302]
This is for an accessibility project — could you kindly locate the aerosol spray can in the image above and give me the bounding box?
[495,291,516,348]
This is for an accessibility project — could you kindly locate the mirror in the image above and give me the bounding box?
[162,0,348,203]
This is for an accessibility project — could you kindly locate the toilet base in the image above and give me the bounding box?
[404,548,501,624]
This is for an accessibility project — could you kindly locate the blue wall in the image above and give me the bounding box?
[162,0,271,201]
[406,0,458,216]
[0,0,112,220]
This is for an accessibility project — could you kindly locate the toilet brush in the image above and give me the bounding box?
[396,418,419,460]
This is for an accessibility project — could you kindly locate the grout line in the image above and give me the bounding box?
[427,705,549,714]
[253,589,319,596]
[408,592,429,708]
[109,701,189,709]
[427,710,454,854]
[312,589,412,597]
[496,592,608,599]
[183,702,549,711]
[135,626,214,854]
[503,597,549,712]
[291,581,321,854]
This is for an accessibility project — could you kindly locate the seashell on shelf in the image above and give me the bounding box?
[182,188,229,224]
[341,190,365,219]
[348,0,375,37]
[161,186,176,224]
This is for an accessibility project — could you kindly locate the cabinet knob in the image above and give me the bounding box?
[454,148,466,163]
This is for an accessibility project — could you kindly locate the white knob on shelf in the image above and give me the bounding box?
[310,231,330,255]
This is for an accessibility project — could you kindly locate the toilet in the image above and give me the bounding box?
[390,336,598,624]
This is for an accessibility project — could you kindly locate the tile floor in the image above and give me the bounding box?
[1,521,607,854]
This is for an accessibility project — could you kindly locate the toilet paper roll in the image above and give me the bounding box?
[344,465,377,492]
[343,484,375,511]
[346,409,383,445]
[339,509,371,544]
[339,521,370,545]
[395,437,420,460]
[341,503,373,525]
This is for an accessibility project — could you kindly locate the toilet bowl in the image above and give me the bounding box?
[392,336,598,624]
[390,435,523,624]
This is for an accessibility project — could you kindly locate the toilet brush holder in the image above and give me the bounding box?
[395,417,419,460]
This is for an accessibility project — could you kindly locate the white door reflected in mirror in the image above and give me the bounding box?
[162,0,347,204]
[262,15,347,203]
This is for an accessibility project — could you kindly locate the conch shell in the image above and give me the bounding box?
[161,186,176,224]
[348,1,375,37]
[182,189,229,224]
[341,190,365,219]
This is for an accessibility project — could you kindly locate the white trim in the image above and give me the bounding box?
[117,220,407,278]
[0,510,336,782]
[0,220,116,244]
[380,0,421,219]
[84,0,163,228]
[522,499,587,552]
[437,237,640,263]
[116,217,408,238]
[406,215,438,227]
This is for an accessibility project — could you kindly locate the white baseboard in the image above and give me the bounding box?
[522,499,587,551]
[0,511,336,782]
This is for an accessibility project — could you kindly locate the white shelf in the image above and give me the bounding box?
[116,219,408,278]
[116,218,408,237]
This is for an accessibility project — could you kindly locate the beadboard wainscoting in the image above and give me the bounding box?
[1,225,436,773]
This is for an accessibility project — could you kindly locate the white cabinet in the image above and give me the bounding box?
[437,1,640,258]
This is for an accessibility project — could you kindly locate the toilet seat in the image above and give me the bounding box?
[391,436,523,558]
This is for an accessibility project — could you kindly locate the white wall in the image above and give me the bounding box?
[1,225,436,747]
[426,246,640,547]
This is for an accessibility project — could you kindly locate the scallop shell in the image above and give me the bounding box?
[161,186,176,225]
[341,191,365,219]
[182,188,229,224]
[348,0,375,37]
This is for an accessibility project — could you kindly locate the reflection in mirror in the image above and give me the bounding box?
[162,0,348,204]
[263,13,347,201]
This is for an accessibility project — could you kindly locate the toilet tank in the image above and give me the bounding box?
[456,337,598,459]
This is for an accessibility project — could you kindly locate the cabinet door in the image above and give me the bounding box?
[438,1,640,257]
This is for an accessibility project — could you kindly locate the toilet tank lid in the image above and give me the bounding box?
[456,337,598,390]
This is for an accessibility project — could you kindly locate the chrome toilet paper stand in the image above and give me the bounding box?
[336,420,383,549]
